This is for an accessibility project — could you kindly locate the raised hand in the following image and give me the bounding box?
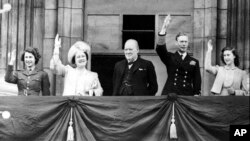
[53,33,61,57]
[207,39,213,51]
[54,34,61,48]
[160,14,171,34]
[9,49,16,65]
[163,14,171,29]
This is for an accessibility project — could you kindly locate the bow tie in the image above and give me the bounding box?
[128,61,134,65]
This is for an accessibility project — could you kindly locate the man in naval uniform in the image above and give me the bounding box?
[156,15,201,96]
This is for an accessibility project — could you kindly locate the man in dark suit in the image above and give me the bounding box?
[113,39,158,96]
[156,14,201,96]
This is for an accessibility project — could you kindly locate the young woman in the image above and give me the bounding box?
[5,47,50,96]
[205,40,246,96]
[50,34,103,96]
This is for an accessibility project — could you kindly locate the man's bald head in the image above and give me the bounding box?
[125,39,139,50]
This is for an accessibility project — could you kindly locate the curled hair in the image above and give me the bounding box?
[175,32,188,41]
[220,47,239,67]
[21,47,41,64]
[71,51,89,65]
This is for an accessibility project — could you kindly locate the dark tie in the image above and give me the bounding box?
[180,54,183,60]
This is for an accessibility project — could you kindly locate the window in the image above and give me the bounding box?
[122,15,155,49]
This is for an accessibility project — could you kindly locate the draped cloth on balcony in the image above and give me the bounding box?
[0,96,249,141]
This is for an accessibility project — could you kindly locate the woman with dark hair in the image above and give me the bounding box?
[205,40,246,96]
[50,34,103,96]
[5,47,50,96]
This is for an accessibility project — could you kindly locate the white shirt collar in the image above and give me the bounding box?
[178,51,187,60]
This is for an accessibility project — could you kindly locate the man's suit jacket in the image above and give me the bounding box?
[156,44,201,96]
[113,57,158,96]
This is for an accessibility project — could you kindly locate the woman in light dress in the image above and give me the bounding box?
[50,34,103,96]
[205,40,247,96]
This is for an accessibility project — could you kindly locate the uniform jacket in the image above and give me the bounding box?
[156,44,201,96]
[113,57,158,96]
[5,65,50,96]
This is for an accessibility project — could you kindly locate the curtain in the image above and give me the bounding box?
[0,96,249,141]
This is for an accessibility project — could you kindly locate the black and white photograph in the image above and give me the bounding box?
[0,0,249,141]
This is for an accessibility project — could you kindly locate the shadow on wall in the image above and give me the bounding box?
[0,71,17,96]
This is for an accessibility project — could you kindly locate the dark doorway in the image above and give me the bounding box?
[91,55,124,96]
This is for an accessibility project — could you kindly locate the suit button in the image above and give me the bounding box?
[175,73,178,76]
[184,76,187,78]
[27,87,29,90]
[176,69,178,71]
[27,81,29,84]
[183,80,186,82]
[174,83,176,85]
[28,76,30,79]
[185,71,188,74]
[175,78,177,81]
[183,84,186,87]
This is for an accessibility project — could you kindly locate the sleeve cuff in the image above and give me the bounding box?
[7,65,14,71]
[157,33,166,45]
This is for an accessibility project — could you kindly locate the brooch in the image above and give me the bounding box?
[139,68,146,71]
[190,60,196,65]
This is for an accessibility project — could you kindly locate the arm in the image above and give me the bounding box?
[156,14,172,65]
[50,34,66,75]
[92,74,103,96]
[242,71,249,96]
[228,87,246,96]
[112,63,119,96]
[229,71,249,96]
[147,61,158,96]
[5,50,18,84]
[41,72,51,96]
[205,40,217,74]
[5,65,18,84]
[193,60,202,95]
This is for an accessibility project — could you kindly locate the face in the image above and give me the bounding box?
[124,40,139,62]
[75,51,87,68]
[223,50,235,66]
[24,52,36,67]
[176,35,189,53]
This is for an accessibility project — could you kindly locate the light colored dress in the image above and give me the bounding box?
[50,58,103,96]
[209,66,245,96]
[242,70,249,96]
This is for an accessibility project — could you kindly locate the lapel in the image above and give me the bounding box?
[183,53,191,63]
[174,52,182,66]
[181,54,193,69]
[118,60,127,78]
[131,58,141,73]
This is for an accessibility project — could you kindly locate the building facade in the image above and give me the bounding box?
[0,0,249,96]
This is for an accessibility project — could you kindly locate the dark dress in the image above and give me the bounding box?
[5,65,50,96]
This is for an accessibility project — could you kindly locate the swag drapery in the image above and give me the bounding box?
[0,96,249,141]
